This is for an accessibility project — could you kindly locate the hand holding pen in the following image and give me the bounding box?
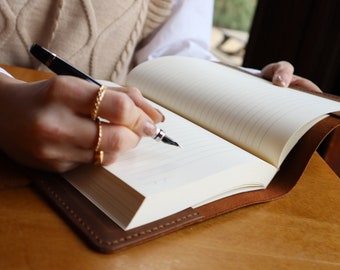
[0,44,178,173]
[28,44,180,166]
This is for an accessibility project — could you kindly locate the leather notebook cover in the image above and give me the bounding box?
[31,115,340,253]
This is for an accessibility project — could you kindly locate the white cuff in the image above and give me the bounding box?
[0,67,13,77]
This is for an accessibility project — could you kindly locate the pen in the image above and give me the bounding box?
[29,43,181,148]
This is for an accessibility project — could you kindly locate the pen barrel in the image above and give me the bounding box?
[30,44,100,86]
[49,58,99,85]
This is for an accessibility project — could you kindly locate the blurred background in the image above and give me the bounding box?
[211,0,256,66]
[212,0,339,96]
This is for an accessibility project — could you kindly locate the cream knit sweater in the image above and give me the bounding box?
[0,0,172,84]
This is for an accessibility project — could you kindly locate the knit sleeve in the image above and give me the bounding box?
[142,0,173,38]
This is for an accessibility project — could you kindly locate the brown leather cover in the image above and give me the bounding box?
[31,115,340,254]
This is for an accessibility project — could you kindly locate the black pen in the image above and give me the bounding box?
[29,43,181,147]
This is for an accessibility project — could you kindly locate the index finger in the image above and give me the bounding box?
[107,86,165,124]
[96,88,158,137]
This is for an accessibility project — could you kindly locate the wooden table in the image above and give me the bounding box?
[1,65,340,270]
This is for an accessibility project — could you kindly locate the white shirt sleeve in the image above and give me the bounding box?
[0,67,13,77]
[134,0,217,64]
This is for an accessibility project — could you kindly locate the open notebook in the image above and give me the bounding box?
[32,56,340,253]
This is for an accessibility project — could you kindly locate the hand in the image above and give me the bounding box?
[260,61,322,93]
[0,75,164,172]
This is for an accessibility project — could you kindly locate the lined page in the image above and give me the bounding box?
[127,56,340,167]
[103,103,276,196]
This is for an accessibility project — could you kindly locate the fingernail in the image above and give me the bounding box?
[274,74,288,87]
[155,108,165,122]
[144,121,157,136]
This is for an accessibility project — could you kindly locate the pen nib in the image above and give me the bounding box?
[161,135,182,148]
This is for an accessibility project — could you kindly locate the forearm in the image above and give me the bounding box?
[0,73,25,117]
[0,72,26,116]
[0,74,28,158]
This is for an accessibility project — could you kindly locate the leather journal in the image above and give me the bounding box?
[31,114,340,253]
